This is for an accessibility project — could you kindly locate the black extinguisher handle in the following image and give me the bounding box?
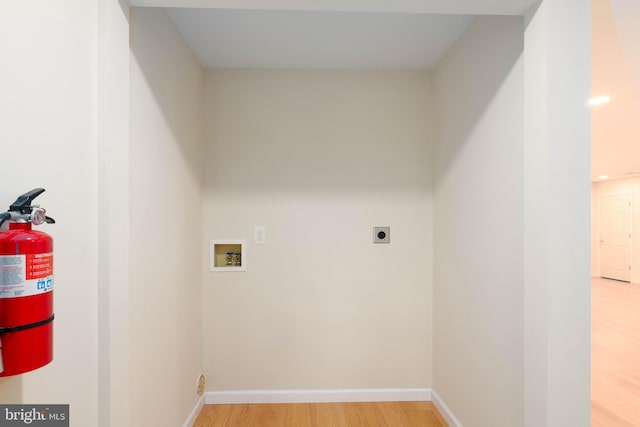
[9,188,46,214]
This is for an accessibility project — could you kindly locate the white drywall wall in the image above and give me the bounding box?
[129,8,205,427]
[202,69,434,391]
[433,16,525,427]
[523,0,591,425]
[0,2,99,425]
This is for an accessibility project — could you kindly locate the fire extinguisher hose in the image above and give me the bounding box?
[0,314,55,336]
[0,212,10,228]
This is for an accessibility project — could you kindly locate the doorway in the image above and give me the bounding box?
[599,193,632,282]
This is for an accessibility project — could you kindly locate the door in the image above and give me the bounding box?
[599,193,632,282]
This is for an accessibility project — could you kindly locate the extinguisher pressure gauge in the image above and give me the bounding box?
[30,208,46,226]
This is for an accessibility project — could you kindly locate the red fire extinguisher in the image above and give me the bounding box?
[0,188,55,376]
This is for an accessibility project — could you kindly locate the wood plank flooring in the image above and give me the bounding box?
[592,277,640,426]
[193,401,448,427]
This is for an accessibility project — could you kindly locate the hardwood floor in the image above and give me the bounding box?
[193,401,448,426]
[592,277,640,426]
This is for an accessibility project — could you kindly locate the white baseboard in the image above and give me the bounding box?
[182,395,204,427]
[204,388,431,404]
[431,389,463,427]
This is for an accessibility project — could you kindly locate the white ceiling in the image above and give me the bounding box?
[167,9,473,69]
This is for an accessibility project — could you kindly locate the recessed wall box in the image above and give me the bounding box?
[210,239,246,271]
[373,227,390,243]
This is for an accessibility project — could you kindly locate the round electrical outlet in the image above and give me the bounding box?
[196,374,205,395]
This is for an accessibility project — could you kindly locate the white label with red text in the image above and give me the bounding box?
[0,253,53,298]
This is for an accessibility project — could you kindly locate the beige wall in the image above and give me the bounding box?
[130,8,205,426]
[433,16,524,427]
[203,69,433,391]
[592,176,640,283]
[0,1,99,425]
